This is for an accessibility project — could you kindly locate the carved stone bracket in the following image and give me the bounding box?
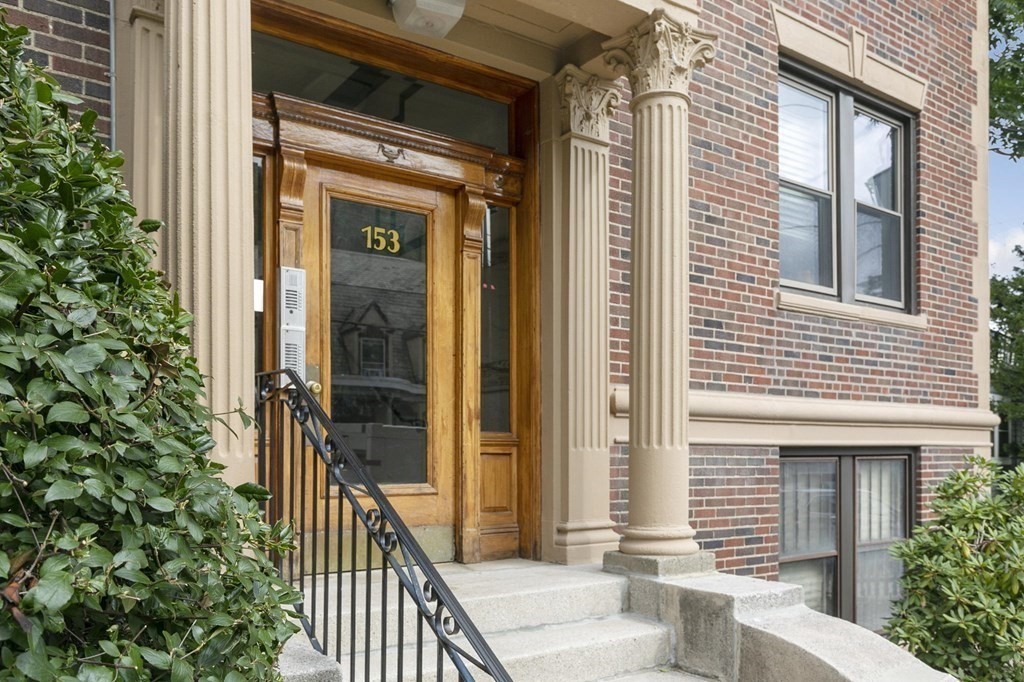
[556,65,621,143]
[602,9,717,99]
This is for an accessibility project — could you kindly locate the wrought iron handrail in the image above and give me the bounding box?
[256,369,512,682]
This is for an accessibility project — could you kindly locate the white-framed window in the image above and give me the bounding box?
[779,449,912,632]
[779,67,913,310]
[359,337,387,377]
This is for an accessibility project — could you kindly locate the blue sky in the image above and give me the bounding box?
[989,151,1024,277]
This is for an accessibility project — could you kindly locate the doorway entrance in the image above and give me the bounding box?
[251,2,540,562]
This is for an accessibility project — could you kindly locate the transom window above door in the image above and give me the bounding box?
[252,31,510,152]
[778,67,915,311]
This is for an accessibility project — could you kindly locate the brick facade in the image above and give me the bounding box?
[1,0,111,137]
[608,0,983,574]
[6,0,984,582]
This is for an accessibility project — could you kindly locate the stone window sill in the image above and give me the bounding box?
[776,290,928,331]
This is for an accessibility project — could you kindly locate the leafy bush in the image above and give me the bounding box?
[886,457,1024,680]
[0,14,297,681]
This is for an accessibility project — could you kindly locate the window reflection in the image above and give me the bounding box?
[481,206,511,433]
[329,198,428,484]
[252,31,509,153]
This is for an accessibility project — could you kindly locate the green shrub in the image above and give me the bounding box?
[0,14,297,681]
[886,457,1024,680]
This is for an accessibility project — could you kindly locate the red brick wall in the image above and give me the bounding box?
[1,0,111,138]
[608,0,984,573]
[686,0,980,406]
[917,448,973,523]
[691,446,780,578]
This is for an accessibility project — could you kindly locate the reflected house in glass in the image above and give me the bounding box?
[329,198,429,484]
[66,0,996,644]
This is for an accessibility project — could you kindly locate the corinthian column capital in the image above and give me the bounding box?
[556,65,621,142]
[602,9,716,99]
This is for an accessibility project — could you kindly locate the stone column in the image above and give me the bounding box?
[547,66,623,564]
[603,11,716,556]
[165,0,255,486]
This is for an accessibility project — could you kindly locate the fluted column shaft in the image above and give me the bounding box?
[165,0,255,485]
[550,66,622,563]
[604,10,716,556]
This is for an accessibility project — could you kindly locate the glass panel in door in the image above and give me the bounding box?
[328,198,428,485]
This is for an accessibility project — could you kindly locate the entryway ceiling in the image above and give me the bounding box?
[281,0,646,80]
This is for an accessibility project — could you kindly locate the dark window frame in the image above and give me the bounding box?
[779,447,916,628]
[779,59,918,313]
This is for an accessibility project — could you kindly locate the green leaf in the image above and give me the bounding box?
[65,343,105,372]
[30,571,73,610]
[67,307,97,328]
[0,552,9,580]
[44,479,82,503]
[235,482,272,502]
[138,219,163,233]
[15,647,53,681]
[77,664,115,682]
[147,497,175,512]
[46,401,88,424]
[139,648,171,670]
[23,442,47,468]
[0,513,28,528]
[98,641,119,658]
[170,657,194,682]
[80,108,98,132]
[33,79,51,104]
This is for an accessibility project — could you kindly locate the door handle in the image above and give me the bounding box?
[305,380,323,396]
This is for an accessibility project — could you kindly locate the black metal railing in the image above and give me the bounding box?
[256,369,511,682]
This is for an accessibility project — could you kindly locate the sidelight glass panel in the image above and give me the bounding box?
[253,157,265,371]
[328,198,428,484]
[780,558,837,616]
[481,206,511,433]
[856,458,907,631]
[779,81,830,191]
[780,186,833,289]
[854,113,897,210]
[856,206,902,303]
[780,460,837,558]
[252,31,509,153]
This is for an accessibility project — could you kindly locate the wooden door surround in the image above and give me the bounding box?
[253,84,539,561]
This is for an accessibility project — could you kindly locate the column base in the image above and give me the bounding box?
[553,519,621,565]
[618,524,700,556]
[603,550,717,577]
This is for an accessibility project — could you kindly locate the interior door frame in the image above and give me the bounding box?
[250,11,540,559]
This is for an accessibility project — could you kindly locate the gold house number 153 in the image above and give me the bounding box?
[361,225,401,254]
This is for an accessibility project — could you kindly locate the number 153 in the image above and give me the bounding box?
[361,225,401,254]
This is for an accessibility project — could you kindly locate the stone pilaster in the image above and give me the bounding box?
[547,66,622,564]
[130,4,165,251]
[603,10,716,556]
[165,0,255,486]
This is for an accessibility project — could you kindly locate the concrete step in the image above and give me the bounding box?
[598,670,716,681]
[344,613,672,682]
[299,560,628,655]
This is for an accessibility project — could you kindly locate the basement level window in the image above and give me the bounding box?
[251,31,510,153]
[779,449,911,632]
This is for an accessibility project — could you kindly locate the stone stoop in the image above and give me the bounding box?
[276,560,716,682]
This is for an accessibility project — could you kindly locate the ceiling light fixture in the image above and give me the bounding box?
[388,0,466,39]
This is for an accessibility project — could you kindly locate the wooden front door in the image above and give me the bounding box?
[255,90,538,562]
[305,164,459,556]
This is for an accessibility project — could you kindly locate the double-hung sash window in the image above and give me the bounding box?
[779,69,912,310]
